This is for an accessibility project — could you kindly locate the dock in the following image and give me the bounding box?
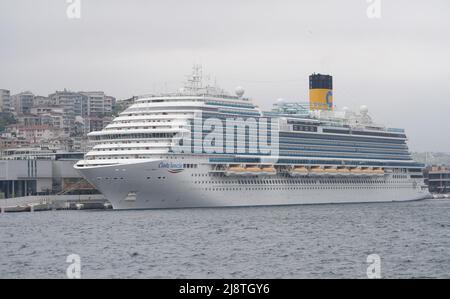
[0,194,112,213]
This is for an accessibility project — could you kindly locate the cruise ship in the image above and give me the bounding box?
[74,66,429,209]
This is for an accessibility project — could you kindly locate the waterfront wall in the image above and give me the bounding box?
[0,194,106,208]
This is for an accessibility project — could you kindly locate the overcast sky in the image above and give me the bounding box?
[0,0,449,152]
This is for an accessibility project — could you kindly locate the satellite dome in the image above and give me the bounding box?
[360,105,368,114]
[235,86,245,97]
[342,106,349,112]
[276,98,286,104]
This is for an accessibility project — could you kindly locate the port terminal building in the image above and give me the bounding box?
[0,148,97,199]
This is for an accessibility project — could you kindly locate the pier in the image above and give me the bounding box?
[0,194,111,213]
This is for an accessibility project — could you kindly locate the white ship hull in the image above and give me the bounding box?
[76,159,430,210]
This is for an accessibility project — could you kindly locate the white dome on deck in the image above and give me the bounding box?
[235,86,245,97]
[360,105,368,114]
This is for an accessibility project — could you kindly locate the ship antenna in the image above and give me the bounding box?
[185,64,203,93]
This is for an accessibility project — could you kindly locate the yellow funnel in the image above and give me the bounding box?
[309,74,333,111]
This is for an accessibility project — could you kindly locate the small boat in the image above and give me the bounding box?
[4,205,30,213]
[28,203,51,212]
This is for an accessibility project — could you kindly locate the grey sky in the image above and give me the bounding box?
[1,0,449,151]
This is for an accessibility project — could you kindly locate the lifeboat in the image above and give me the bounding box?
[310,166,324,172]
[225,165,246,176]
[309,166,325,176]
[294,166,308,172]
[245,166,261,172]
[259,165,277,176]
[225,165,276,176]
[228,165,246,172]
[361,167,373,176]
[349,167,364,175]
[289,166,308,177]
[373,167,385,175]
[336,167,351,176]
[323,167,338,176]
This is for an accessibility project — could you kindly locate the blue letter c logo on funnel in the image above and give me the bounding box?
[326,91,332,109]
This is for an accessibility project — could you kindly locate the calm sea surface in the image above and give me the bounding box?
[1,199,449,278]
